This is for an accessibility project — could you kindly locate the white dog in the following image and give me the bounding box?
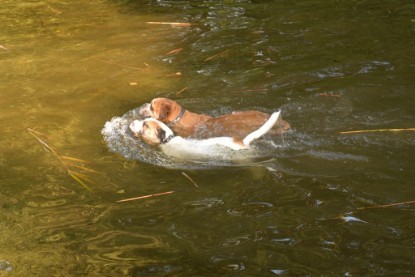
[129,111,281,157]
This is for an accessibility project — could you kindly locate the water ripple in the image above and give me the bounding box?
[183,197,224,212]
[227,201,274,217]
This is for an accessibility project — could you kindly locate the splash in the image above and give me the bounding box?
[101,108,283,169]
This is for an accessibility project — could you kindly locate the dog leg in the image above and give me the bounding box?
[242,111,281,146]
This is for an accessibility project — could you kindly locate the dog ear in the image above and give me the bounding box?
[158,103,171,121]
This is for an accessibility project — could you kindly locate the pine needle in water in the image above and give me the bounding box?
[175,87,189,95]
[62,161,101,174]
[146,22,191,27]
[61,156,90,163]
[94,58,149,71]
[27,128,97,192]
[68,170,93,192]
[116,190,177,203]
[204,49,230,61]
[338,128,415,135]
[357,200,415,210]
[181,172,198,188]
[165,48,183,55]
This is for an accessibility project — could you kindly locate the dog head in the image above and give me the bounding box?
[138,98,183,124]
[129,118,174,145]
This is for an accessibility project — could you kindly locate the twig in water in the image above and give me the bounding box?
[338,128,415,135]
[175,87,189,95]
[318,93,341,98]
[116,190,177,202]
[62,161,101,174]
[166,48,183,55]
[234,88,269,93]
[204,49,230,61]
[68,170,93,192]
[181,172,198,188]
[28,128,64,164]
[94,58,149,71]
[146,22,191,27]
[27,128,96,192]
[357,200,415,210]
[60,156,90,163]
[116,172,199,203]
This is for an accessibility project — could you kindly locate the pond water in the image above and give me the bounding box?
[1,0,415,275]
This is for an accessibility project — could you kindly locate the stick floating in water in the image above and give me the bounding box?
[146,22,191,27]
[116,190,177,202]
[357,200,415,210]
[181,172,199,188]
[338,128,415,135]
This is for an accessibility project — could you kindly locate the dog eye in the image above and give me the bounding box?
[141,122,148,132]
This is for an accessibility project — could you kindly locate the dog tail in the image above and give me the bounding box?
[242,111,281,146]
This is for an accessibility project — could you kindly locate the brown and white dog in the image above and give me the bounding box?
[130,111,281,151]
[139,98,291,140]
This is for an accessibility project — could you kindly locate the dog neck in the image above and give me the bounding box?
[162,133,174,144]
[168,106,186,127]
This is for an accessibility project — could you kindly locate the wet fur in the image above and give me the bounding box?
[139,98,290,139]
[129,111,281,152]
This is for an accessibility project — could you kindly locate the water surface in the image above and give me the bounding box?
[1,0,415,275]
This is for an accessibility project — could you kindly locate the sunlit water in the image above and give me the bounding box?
[1,0,415,276]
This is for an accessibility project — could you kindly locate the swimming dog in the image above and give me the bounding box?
[138,98,290,139]
[130,111,281,152]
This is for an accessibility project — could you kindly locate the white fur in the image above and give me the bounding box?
[170,136,245,150]
[243,111,280,145]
